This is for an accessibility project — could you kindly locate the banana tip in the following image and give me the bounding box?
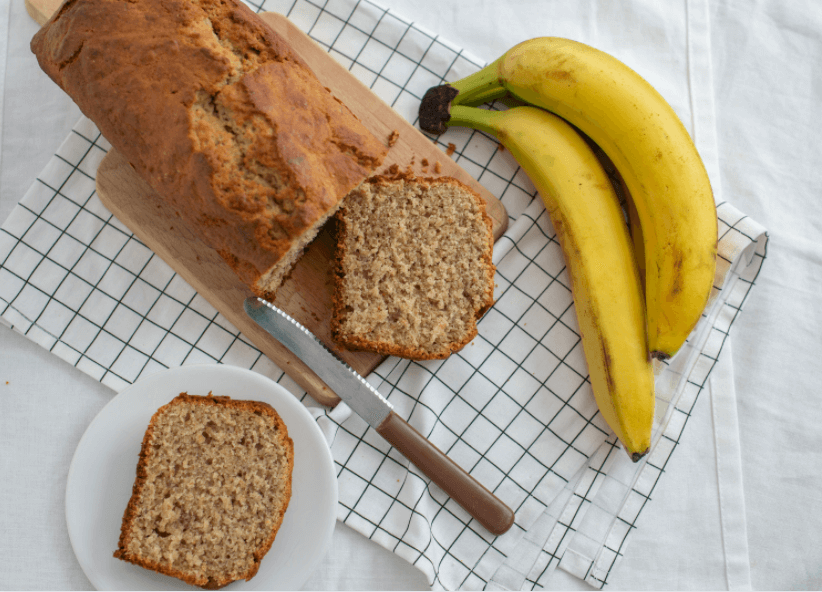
[630,448,650,463]
[419,85,459,135]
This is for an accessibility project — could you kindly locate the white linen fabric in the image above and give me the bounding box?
[0,0,768,589]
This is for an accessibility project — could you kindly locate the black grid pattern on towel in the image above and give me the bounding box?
[0,0,769,590]
[0,120,303,394]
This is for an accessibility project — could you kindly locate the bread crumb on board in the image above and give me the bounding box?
[388,130,400,147]
[381,162,421,177]
[380,156,443,176]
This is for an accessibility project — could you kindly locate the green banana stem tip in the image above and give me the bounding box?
[419,91,504,137]
[449,58,509,106]
[419,62,508,135]
[445,105,503,136]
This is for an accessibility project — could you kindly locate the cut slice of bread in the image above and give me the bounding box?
[114,393,294,589]
[331,173,495,360]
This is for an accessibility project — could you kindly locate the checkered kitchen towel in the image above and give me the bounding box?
[0,0,767,589]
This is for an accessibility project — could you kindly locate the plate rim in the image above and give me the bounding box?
[64,363,338,591]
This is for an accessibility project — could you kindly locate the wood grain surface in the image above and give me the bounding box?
[28,0,509,406]
[25,0,60,24]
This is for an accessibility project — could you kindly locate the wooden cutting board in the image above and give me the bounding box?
[27,0,508,407]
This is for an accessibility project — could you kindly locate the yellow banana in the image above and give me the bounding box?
[422,37,718,359]
[447,105,654,460]
[587,138,647,292]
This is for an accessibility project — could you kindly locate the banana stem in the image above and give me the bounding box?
[450,59,508,106]
[447,105,506,136]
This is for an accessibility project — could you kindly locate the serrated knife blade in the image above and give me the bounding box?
[244,297,514,535]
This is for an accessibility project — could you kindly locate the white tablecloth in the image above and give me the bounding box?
[1,0,819,589]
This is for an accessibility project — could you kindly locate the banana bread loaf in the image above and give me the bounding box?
[114,392,294,589]
[331,173,496,360]
[31,0,387,298]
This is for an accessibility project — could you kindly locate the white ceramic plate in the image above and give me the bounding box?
[65,364,338,590]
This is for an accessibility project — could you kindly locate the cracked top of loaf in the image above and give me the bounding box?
[31,0,388,297]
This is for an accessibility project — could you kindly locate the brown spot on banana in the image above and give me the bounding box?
[546,70,576,84]
[669,249,685,297]
[600,339,616,394]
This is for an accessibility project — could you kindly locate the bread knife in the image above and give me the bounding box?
[243,297,515,535]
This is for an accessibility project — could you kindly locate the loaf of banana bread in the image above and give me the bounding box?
[31,0,387,297]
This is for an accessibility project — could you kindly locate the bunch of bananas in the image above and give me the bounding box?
[419,37,718,461]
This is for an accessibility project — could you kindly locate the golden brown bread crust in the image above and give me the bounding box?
[113,392,294,589]
[330,172,496,360]
[30,0,387,297]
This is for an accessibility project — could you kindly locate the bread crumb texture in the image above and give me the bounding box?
[114,394,293,589]
[332,175,495,359]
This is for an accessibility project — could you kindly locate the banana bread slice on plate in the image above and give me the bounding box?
[114,393,293,589]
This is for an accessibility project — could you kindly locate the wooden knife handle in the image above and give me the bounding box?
[376,411,515,536]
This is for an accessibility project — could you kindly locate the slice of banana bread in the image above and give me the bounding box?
[331,173,495,360]
[114,393,293,589]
